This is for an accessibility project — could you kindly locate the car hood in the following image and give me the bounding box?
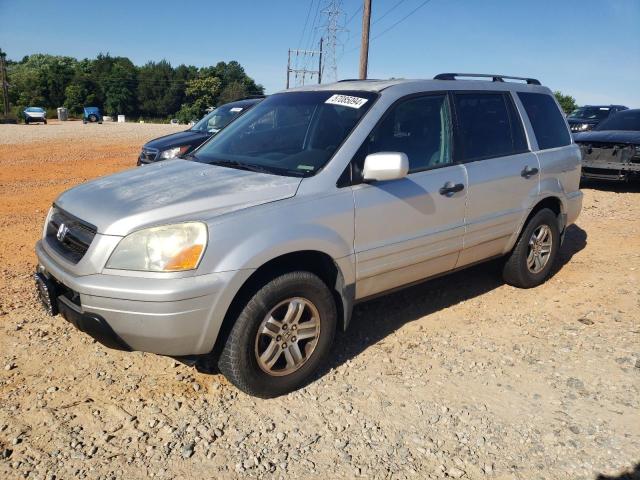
[25,111,45,118]
[573,130,640,144]
[55,160,302,236]
[144,130,211,151]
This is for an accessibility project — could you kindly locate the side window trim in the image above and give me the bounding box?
[342,90,456,187]
[451,90,531,164]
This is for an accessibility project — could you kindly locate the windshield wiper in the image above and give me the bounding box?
[208,159,276,175]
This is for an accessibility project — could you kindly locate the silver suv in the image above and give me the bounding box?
[35,73,582,397]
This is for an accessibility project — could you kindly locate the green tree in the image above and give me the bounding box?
[4,51,261,121]
[137,60,185,118]
[63,84,87,114]
[218,80,250,105]
[554,91,578,114]
[177,76,222,122]
[102,59,137,116]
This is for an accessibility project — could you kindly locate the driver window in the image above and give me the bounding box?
[354,94,452,180]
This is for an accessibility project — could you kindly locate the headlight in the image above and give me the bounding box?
[159,145,190,159]
[106,222,207,272]
[578,123,590,131]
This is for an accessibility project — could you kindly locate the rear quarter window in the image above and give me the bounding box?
[518,92,571,150]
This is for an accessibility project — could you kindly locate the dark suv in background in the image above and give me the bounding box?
[567,105,628,133]
[137,97,264,165]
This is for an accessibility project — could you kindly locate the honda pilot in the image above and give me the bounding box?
[35,73,582,398]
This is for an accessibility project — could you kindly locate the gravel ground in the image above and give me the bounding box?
[1,119,182,145]
[1,122,639,479]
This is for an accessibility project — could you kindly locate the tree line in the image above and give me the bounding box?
[3,52,264,123]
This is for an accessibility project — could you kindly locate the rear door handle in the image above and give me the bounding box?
[521,166,539,178]
[439,181,465,196]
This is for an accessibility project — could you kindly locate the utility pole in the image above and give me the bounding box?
[359,0,372,80]
[286,39,324,89]
[0,49,9,116]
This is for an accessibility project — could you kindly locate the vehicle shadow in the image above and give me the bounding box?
[596,463,640,480]
[321,224,587,375]
[581,179,640,193]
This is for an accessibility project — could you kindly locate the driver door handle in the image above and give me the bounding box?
[521,165,539,178]
[439,181,465,196]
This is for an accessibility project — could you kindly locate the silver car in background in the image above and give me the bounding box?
[35,73,582,397]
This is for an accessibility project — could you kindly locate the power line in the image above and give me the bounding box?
[345,4,362,25]
[372,0,408,25]
[343,0,436,55]
[297,0,316,50]
[302,0,324,72]
[371,0,434,41]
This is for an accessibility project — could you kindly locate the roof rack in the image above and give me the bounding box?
[337,78,382,82]
[434,73,541,86]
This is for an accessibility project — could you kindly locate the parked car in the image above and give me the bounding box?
[34,73,582,398]
[574,108,640,181]
[137,97,264,165]
[83,106,103,124]
[23,107,47,124]
[567,104,627,133]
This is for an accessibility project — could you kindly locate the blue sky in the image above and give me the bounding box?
[1,0,639,106]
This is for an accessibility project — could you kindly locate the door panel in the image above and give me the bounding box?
[451,91,540,267]
[353,165,467,299]
[458,152,540,266]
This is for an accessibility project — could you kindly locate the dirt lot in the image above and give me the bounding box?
[0,120,639,480]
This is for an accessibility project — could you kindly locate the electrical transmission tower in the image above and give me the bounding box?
[320,0,346,83]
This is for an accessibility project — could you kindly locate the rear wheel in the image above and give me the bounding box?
[218,271,336,398]
[502,208,560,288]
[88,114,98,123]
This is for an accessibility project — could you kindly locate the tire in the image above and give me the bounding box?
[218,271,337,398]
[88,114,97,123]
[502,208,560,288]
[24,118,29,125]
[44,119,47,124]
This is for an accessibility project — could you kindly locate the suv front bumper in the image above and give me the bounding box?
[35,240,253,356]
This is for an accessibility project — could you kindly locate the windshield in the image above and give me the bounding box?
[25,107,44,112]
[191,103,252,133]
[568,107,610,121]
[191,91,378,177]
[595,110,640,131]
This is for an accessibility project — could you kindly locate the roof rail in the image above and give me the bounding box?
[337,78,382,82]
[434,73,541,86]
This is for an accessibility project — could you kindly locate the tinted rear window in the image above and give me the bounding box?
[454,92,528,162]
[518,92,571,150]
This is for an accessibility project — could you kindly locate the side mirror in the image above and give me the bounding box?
[363,152,409,182]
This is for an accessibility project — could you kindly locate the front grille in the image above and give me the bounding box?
[139,147,159,164]
[45,206,97,263]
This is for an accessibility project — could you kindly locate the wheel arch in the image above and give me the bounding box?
[209,250,354,361]
[506,195,565,253]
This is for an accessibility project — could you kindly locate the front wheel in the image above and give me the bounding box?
[218,271,337,398]
[502,208,560,288]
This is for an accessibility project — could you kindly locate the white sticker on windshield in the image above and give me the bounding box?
[325,94,368,109]
[230,107,243,112]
